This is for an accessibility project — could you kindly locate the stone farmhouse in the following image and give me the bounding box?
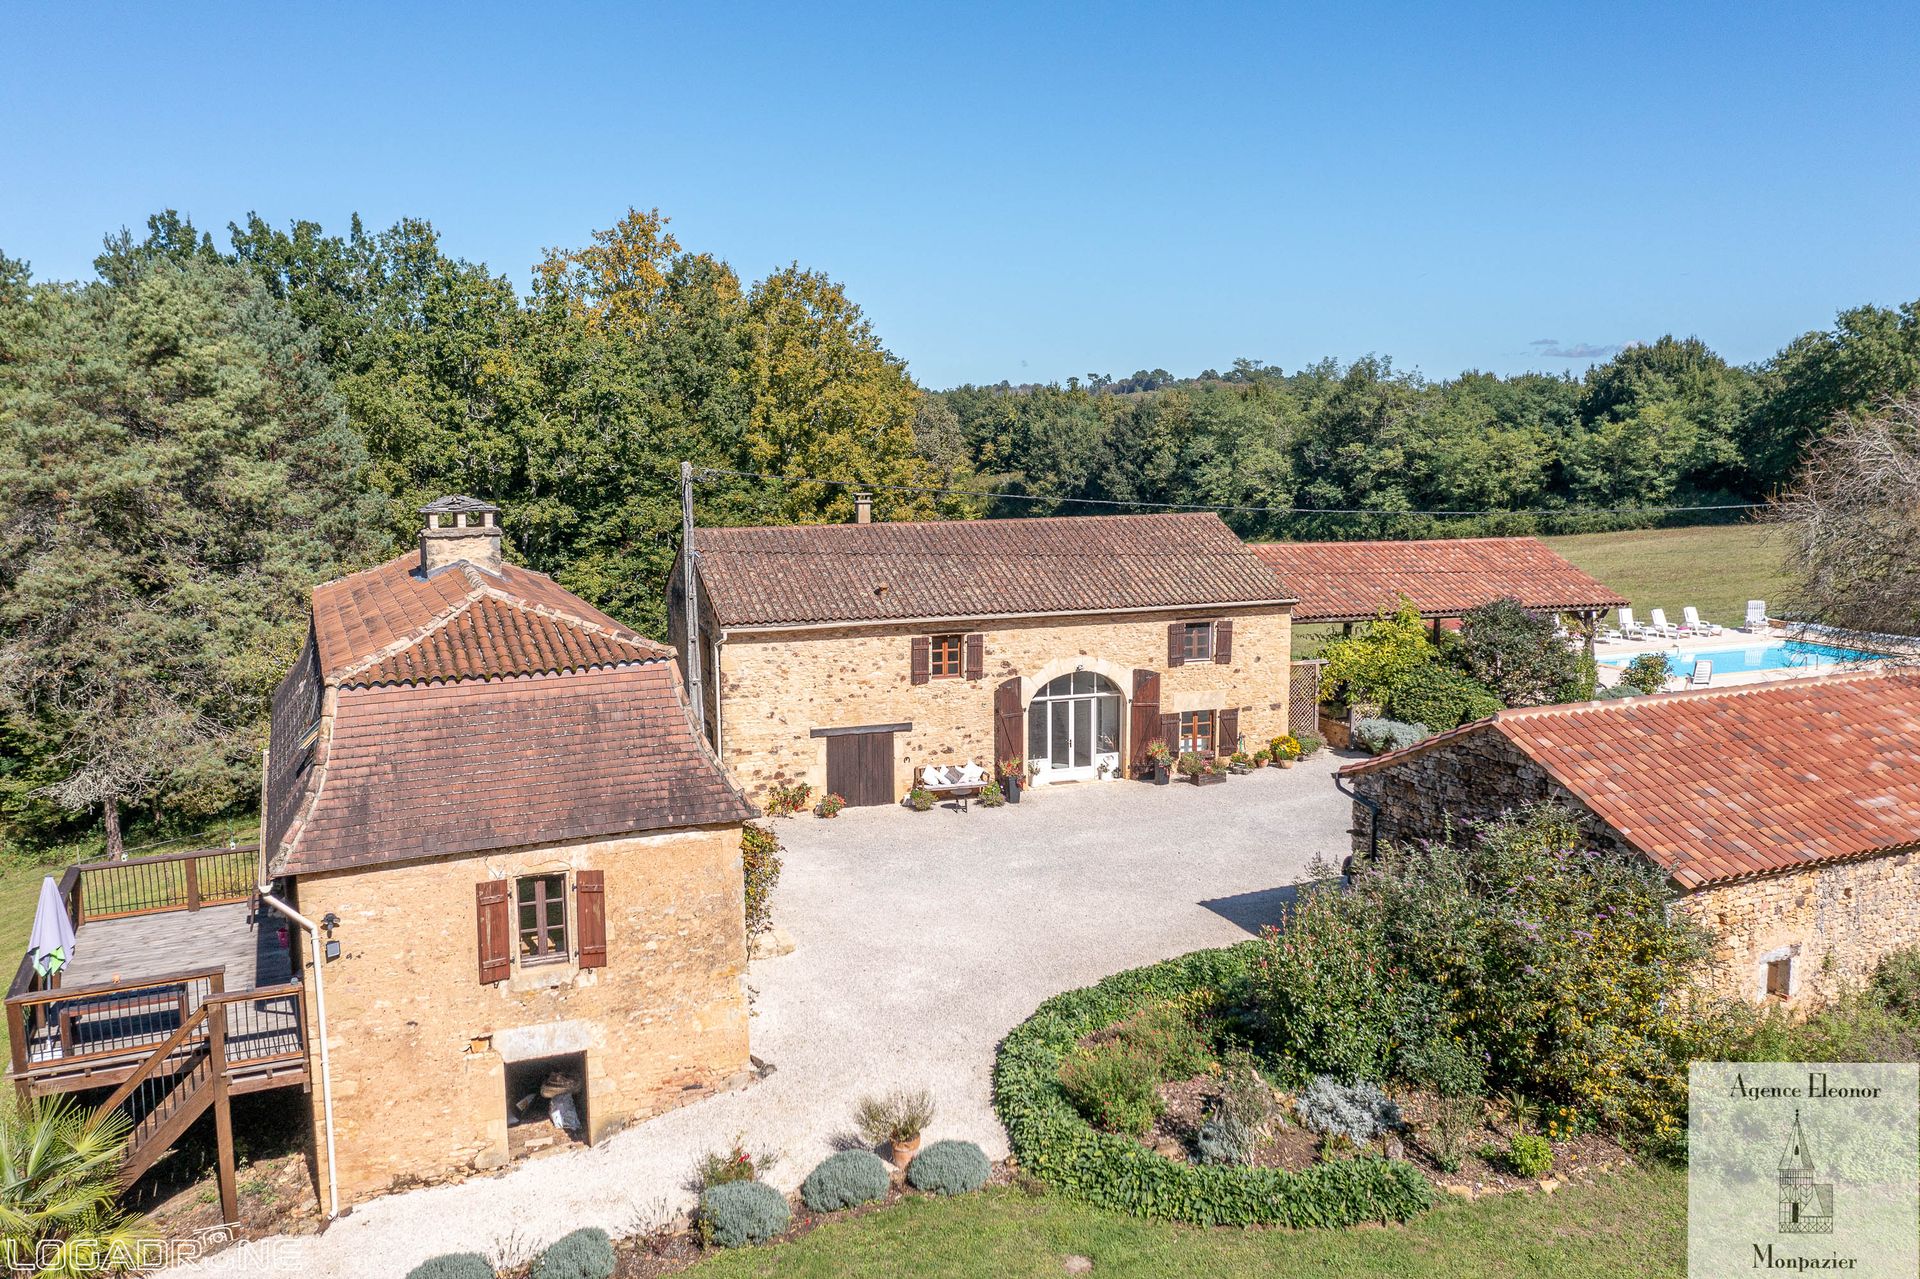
[669,511,1299,805]
[265,496,756,1203]
[1340,670,1920,1006]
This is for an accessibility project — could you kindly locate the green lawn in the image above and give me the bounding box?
[689,1168,1686,1279]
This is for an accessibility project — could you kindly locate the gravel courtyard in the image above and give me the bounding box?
[176,759,1352,1278]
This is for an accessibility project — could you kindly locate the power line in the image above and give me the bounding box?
[692,465,1767,521]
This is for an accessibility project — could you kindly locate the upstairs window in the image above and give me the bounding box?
[518,873,569,964]
[1178,710,1215,755]
[1181,622,1214,663]
[928,634,964,679]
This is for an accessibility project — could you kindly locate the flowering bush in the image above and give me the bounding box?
[1253,805,1730,1141]
[814,792,846,818]
[740,824,782,939]
[1269,735,1302,761]
[765,782,813,818]
[1144,740,1173,766]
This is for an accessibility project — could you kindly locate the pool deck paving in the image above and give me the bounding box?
[168,756,1353,1278]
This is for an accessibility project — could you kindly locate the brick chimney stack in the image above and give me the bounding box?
[418,495,503,576]
[854,492,872,524]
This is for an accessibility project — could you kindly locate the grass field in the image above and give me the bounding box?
[690,1168,1687,1279]
[1292,522,1792,657]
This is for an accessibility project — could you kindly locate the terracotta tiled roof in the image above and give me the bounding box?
[1340,671,1920,888]
[311,552,667,686]
[1250,537,1627,624]
[692,513,1294,628]
[274,666,752,876]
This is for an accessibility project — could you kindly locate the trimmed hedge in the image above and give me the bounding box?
[992,944,1432,1228]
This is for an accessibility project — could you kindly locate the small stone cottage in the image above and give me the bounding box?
[668,511,1298,805]
[266,496,756,1203]
[1340,671,1920,1006]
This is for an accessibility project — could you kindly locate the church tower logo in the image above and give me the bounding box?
[1777,1108,1835,1234]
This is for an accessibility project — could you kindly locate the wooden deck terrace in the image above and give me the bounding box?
[6,846,309,1100]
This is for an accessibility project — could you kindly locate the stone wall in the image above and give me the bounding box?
[289,823,751,1204]
[1681,852,1920,1006]
[711,605,1292,802]
[1350,732,1920,1008]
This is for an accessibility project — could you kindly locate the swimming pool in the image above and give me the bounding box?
[1598,639,1890,675]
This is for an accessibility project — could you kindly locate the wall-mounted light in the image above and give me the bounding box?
[321,912,341,961]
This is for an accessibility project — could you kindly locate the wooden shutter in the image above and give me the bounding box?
[1160,712,1180,757]
[910,636,931,685]
[1214,620,1233,664]
[994,677,1023,775]
[1167,623,1185,668]
[1218,707,1240,755]
[1129,669,1161,775]
[576,869,607,969]
[476,880,511,984]
[964,633,985,680]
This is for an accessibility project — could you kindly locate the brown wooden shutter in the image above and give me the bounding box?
[1214,620,1233,664]
[994,677,1023,775]
[1218,707,1240,755]
[1160,713,1180,757]
[576,869,606,970]
[476,880,511,984]
[1129,669,1161,775]
[910,636,931,685]
[964,633,985,680]
[1167,623,1185,668]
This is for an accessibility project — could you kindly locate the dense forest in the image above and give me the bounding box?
[2,205,1918,851]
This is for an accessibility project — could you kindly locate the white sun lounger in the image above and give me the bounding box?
[1681,606,1722,637]
[1743,600,1768,633]
[1647,608,1680,639]
[1688,659,1713,688]
[1614,607,1648,641]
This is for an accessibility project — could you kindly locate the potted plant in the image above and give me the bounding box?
[906,786,934,812]
[979,780,1005,807]
[1000,756,1024,804]
[855,1089,936,1168]
[1228,750,1253,776]
[1252,747,1272,768]
[1271,734,1302,769]
[815,792,846,818]
[1144,739,1173,784]
[1205,755,1231,781]
[1179,751,1224,786]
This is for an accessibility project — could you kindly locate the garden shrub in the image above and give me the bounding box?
[1195,1049,1273,1167]
[741,824,782,940]
[1350,718,1429,756]
[1506,1132,1553,1178]
[1456,598,1581,707]
[1619,652,1671,695]
[531,1228,615,1279]
[1387,663,1503,732]
[1294,1077,1401,1144]
[1871,946,1920,1018]
[854,1089,935,1146]
[994,946,1432,1227]
[1319,603,1440,709]
[1103,998,1214,1079]
[1058,1041,1163,1135]
[764,782,812,817]
[1254,804,1729,1142]
[800,1149,891,1212]
[1593,682,1643,700]
[698,1180,790,1248]
[406,1256,494,1279]
[693,1138,773,1189]
[1295,730,1324,758]
[906,1139,991,1195]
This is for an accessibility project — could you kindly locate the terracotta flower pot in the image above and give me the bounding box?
[890,1134,921,1166]
[1278,759,1296,769]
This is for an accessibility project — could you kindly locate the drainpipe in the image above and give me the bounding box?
[257,891,340,1220]
[1333,773,1379,877]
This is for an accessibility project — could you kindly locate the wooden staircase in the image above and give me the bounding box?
[94,998,238,1220]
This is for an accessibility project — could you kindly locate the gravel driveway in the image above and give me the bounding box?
[176,759,1352,1277]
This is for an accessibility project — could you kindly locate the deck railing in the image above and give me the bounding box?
[6,966,226,1082]
[71,845,259,922]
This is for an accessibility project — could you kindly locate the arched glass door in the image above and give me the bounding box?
[1027,673,1123,783]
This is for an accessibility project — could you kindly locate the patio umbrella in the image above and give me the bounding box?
[27,876,76,977]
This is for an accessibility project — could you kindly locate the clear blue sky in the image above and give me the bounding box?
[4,1,1918,389]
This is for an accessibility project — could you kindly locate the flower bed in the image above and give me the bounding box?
[992,946,1432,1227]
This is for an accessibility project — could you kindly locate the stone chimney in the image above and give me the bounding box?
[854,492,872,524]
[418,495,503,576]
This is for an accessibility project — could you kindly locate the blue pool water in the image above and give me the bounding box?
[1598,639,1889,675]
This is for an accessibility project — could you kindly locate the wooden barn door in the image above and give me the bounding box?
[826,730,897,807]
[1129,669,1160,777]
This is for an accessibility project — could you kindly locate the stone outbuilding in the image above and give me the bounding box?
[1339,670,1920,1006]
[266,496,756,1204]
[668,512,1298,805]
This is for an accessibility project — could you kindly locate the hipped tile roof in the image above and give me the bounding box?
[278,667,753,876]
[1251,537,1627,624]
[692,513,1295,628]
[1340,671,1920,888]
[310,553,668,686]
